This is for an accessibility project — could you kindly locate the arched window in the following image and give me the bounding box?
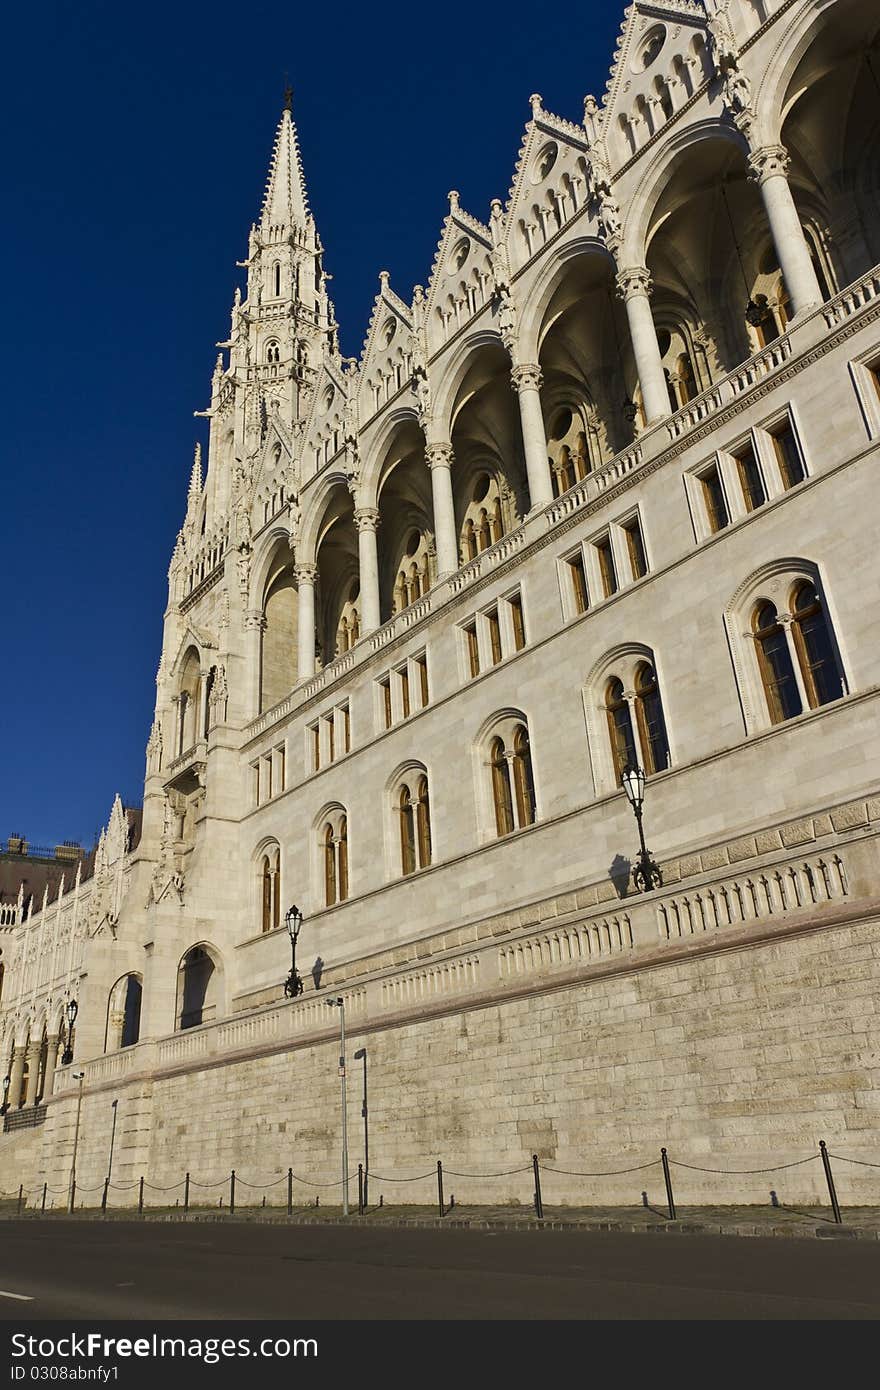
[511,725,536,828]
[490,737,514,836]
[177,945,222,1030]
[266,340,280,365]
[790,582,845,709]
[605,678,638,782]
[399,787,416,875]
[416,775,432,869]
[753,601,802,724]
[634,663,669,775]
[459,472,506,562]
[260,847,280,933]
[320,809,349,906]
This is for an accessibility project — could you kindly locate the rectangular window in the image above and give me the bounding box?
[486,607,502,665]
[736,443,766,512]
[509,592,526,651]
[771,419,805,489]
[415,654,429,707]
[339,703,350,754]
[251,762,260,806]
[310,724,320,773]
[869,363,880,406]
[327,715,335,763]
[276,744,286,792]
[566,552,589,615]
[380,678,392,729]
[263,755,273,800]
[464,622,480,678]
[623,519,647,580]
[595,535,618,597]
[700,464,729,533]
[400,667,411,719]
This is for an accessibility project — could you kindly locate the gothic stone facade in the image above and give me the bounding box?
[2,0,880,1208]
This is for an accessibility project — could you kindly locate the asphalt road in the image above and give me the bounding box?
[0,1220,877,1320]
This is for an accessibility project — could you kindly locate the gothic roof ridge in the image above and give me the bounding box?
[425,191,492,314]
[602,0,707,112]
[260,102,310,229]
[359,270,413,367]
[529,93,590,147]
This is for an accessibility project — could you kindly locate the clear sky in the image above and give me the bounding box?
[0,0,624,848]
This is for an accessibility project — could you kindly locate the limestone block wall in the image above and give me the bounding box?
[9,901,880,1211]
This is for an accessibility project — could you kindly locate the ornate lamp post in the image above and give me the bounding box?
[61,998,78,1067]
[621,765,663,893]
[283,905,304,999]
[67,1070,85,1214]
[0,1075,9,1116]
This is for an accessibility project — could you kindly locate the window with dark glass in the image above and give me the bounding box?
[771,420,805,489]
[623,519,648,579]
[605,678,638,781]
[595,536,618,597]
[567,552,589,615]
[700,464,729,533]
[634,663,669,775]
[790,582,844,709]
[509,593,526,651]
[753,601,802,724]
[490,737,514,837]
[736,444,766,512]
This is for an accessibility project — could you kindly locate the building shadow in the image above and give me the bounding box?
[608,854,632,899]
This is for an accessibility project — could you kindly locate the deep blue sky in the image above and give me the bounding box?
[0,0,623,848]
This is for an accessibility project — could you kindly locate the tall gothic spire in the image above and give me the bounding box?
[259,96,310,231]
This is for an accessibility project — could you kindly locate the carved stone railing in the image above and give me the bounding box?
[657,851,848,940]
[381,956,480,1007]
[499,912,633,978]
[821,265,880,328]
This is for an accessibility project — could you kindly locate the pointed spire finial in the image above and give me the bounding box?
[283,78,293,113]
[188,442,203,500]
[260,96,310,229]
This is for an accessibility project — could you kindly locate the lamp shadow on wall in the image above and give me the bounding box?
[311,957,324,990]
[608,854,632,899]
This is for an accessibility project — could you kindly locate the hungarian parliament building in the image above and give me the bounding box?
[1,0,878,1207]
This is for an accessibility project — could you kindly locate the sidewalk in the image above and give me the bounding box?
[3,1201,880,1240]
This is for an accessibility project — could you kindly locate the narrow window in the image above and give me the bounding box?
[381,678,392,729]
[486,607,502,665]
[337,818,349,901]
[634,663,669,775]
[509,593,526,651]
[264,756,273,800]
[400,667,411,718]
[261,856,272,933]
[567,552,588,615]
[736,443,766,512]
[700,464,729,533]
[771,420,805,489]
[340,704,350,754]
[311,724,320,772]
[623,519,647,580]
[753,602,802,724]
[512,725,536,828]
[327,715,335,763]
[277,745,286,791]
[869,363,880,406]
[399,787,416,875]
[416,655,429,707]
[605,678,637,782]
[416,776,432,868]
[490,737,514,837]
[273,262,281,296]
[790,582,844,709]
[324,824,336,906]
[464,623,480,678]
[271,850,280,931]
[595,536,618,597]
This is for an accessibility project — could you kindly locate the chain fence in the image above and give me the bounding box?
[0,1137,874,1223]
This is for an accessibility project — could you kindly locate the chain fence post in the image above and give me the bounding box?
[357,1164,364,1215]
[229,1170,235,1215]
[184,1172,190,1216]
[138,1176,144,1215]
[16,1184,23,1217]
[101,1178,109,1214]
[41,1182,47,1215]
[437,1161,445,1218]
[819,1141,842,1224]
[661,1147,676,1220]
[287,1168,293,1217]
[532,1155,544,1219]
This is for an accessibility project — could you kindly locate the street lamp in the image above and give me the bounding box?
[283,904,304,999]
[61,998,78,1067]
[353,1047,368,1209]
[325,997,349,1217]
[107,1099,119,1185]
[621,765,663,893]
[68,1070,85,1214]
[0,1075,9,1117]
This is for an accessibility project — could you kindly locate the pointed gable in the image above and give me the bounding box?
[600,1,710,166]
[300,357,349,483]
[357,272,415,423]
[424,192,495,354]
[504,94,593,274]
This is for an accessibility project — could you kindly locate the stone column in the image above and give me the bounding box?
[294,564,318,680]
[24,1039,41,1106]
[747,146,823,316]
[8,1045,25,1109]
[243,610,265,718]
[197,673,209,742]
[510,364,554,511]
[426,444,459,577]
[42,1035,60,1100]
[354,509,381,633]
[616,267,671,423]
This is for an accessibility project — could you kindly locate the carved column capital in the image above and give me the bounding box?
[426,442,455,471]
[243,608,266,632]
[354,507,381,534]
[293,562,318,586]
[747,144,790,185]
[510,363,543,393]
[615,265,653,302]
